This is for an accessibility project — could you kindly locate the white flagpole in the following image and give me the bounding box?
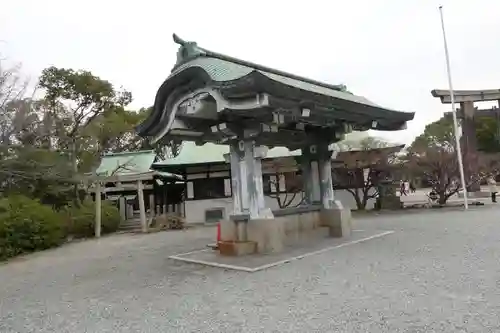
[439,5,468,210]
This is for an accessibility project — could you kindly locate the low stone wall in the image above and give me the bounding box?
[458,191,490,199]
[219,205,352,255]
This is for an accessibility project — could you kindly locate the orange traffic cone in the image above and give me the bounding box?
[216,222,221,243]
[208,222,222,250]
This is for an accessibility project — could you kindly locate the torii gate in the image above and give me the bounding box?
[431,89,500,193]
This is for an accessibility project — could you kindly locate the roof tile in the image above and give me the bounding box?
[95,150,157,177]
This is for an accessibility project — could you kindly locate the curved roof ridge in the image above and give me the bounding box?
[172,33,348,93]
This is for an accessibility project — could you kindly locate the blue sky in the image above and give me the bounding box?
[2,0,500,144]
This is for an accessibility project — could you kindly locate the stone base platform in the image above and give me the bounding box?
[219,204,353,256]
[169,229,394,272]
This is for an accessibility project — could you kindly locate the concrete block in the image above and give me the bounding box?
[299,213,315,232]
[220,219,237,242]
[312,211,321,228]
[218,241,257,256]
[320,205,352,238]
[283,216,299,243]
[218,206,349,254]
[259,207,275,219]
[247,218,285,253]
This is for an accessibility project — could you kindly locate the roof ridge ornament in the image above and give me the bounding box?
[173,33,187,46]
[172,33,206,70]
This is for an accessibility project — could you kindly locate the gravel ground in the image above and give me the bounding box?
[1,207,500,332]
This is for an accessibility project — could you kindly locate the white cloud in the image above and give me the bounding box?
[2,0,499,145]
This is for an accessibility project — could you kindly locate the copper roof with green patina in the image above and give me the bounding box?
[168,34,407,113]
[136,34,414,139]
[96,150,158,176]
[153,139,404,167]
[94,150,183,180]
[154,142,301,167]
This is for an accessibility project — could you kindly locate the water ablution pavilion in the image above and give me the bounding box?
[137,34,415,257]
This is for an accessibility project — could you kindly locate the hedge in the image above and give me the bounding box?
[0,195,66,260]
[0,196,121,260]
[62,199,121,238]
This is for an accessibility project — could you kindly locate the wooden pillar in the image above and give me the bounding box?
[318,145,334,209]
[148,192,155,225]
[152,178,160,216]
[116,181,125,222]
[119,196,126,222]
[82,178,89,201]
[227,144,243,215]
[227,140,272,219]
[149,193,155,216]
[180,201,185,218]
[311,160,321,203]
[301,145,321,204]
[137,180,147,233]
[127,204,134,219]
[163,183,168,216]
[254,154,266,211]
[460,101,480,192]
[94,181,102,238]
[300,153,313,205]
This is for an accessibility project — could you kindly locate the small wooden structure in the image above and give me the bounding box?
[86,151,182,236]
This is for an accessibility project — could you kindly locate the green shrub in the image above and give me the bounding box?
[62,199,120,238]
[0,195,66,260]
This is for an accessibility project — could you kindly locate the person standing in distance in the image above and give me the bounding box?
[487,175,498,203]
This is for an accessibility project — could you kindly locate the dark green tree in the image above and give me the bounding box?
[416,115,500,153]
[475,116,500,153]
[38,67,132,202]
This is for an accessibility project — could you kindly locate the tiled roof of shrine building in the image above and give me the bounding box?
[137,34,415,147]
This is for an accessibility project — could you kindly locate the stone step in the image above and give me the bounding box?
[118,226,141,231]
[119,221,141,227]
[118,219,142,231]
[120,217,140,223]
[119,224,141,229]
[120,220,141,226]
[118,228,140,232]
